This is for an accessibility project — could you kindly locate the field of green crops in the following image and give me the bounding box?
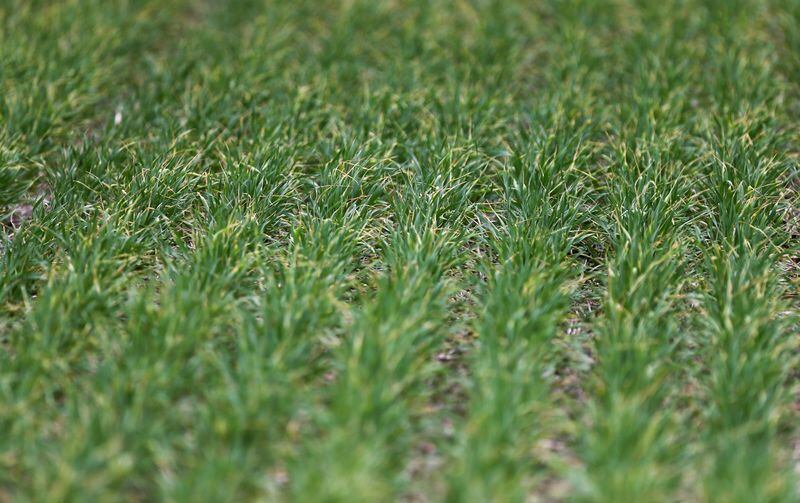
[2,0,799,500]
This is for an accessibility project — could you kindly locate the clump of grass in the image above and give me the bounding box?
[444,123,592,500]
[697,117,795,502]
[580,139,692,501]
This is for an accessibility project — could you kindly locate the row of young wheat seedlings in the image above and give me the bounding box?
[574,18,719,496]
[580,138,693,500]
[286,156,474,499]
[443,124,593,500]
[696,118,795,501]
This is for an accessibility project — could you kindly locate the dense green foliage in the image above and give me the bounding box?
[1,0,799,500]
